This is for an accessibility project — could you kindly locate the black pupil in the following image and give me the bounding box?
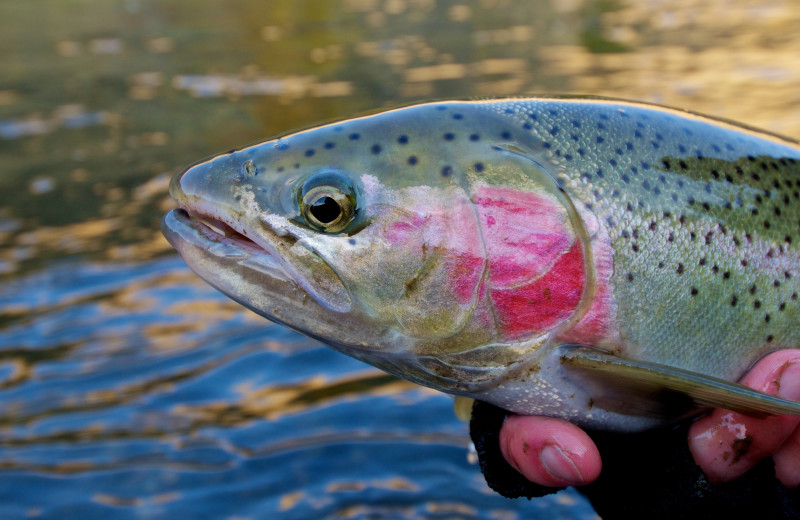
[310,196,341,224]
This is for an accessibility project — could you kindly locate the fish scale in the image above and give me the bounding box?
[164,97,800,431]
[478,99,800,379]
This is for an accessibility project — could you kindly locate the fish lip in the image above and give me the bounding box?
[161,208,275,260]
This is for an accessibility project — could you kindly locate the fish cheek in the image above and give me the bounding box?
[354,192,486,341]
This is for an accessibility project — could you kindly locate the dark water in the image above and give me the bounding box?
[1,0,799,518]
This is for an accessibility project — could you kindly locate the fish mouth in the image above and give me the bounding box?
[161,208,292,285]
[182,209,258,250]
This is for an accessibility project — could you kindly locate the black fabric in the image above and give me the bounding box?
[470,400,800,519]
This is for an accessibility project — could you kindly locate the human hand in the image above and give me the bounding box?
[497,349,800,488]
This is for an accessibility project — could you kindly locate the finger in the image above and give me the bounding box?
[775,424,800,488]
[688,350,800,484]
[499,415,601,487]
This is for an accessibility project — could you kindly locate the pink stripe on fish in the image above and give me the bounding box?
[475,187,575,288]
[490,241,585,338]
[474,186,586,339]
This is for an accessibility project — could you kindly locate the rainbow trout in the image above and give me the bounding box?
[162,98,800,431]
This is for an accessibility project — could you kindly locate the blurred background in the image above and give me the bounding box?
[0,0,798,518]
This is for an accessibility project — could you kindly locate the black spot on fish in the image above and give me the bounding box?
[348,238,356,245]
[443,133,455,141]
[691,287,698,296]
[474,162,485,172]
[501,131,511,139]
[596,136,605,144]
[398,135,409,144]
[470,134,480,141]
[754,300,761,309]
[441,166,453,177]
[731,295,738,306]
[305,149,315,157]
[324,142,335,149]
[349,133,360,140]
[627,273,634,282]
[452,113,463,120]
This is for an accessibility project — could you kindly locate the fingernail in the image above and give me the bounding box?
[540,444,585,485]
[778,361,800,400]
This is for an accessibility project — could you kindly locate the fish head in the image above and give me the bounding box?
[163,101,587,393]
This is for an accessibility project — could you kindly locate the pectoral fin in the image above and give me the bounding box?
[559,346,800,419]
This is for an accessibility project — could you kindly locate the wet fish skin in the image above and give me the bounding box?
[162,97,800,431]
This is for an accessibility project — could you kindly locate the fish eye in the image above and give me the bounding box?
[297,172,358,233]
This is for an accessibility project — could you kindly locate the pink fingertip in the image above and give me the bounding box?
[689,351,800,485]
[775,429,800,489]
[499,415,601,487]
